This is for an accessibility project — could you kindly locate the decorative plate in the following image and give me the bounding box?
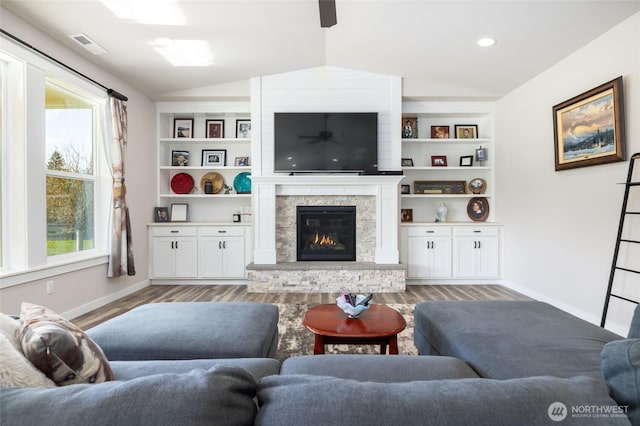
[170,173,194,194]
[200,172,224,194]
[233,172,252,194]
[468,178,487,194]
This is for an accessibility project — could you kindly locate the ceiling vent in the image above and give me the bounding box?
[68,33,107,55]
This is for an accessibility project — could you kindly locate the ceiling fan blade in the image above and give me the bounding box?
[319,0,337,28]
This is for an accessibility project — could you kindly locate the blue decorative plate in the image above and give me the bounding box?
[233,172,252,194]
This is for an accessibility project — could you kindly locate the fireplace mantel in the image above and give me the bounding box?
[252,175,403,264]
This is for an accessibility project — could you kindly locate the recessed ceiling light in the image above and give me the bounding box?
[477,37,496,47]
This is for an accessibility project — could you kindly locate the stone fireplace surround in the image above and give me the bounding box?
[247,175,406,293]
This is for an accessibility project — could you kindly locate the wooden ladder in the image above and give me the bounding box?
[601,152,640,327]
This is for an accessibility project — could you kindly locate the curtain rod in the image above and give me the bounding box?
[0,28,128,101]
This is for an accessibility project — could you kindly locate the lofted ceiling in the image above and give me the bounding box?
[2,0,639,101]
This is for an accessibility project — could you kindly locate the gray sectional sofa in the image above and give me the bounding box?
[1,300,639,425]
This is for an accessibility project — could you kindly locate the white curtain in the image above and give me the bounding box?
[108,97,135,277]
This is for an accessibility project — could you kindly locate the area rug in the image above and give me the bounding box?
[275,303,417,361]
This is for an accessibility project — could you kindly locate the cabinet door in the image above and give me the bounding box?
[173,237,198,277]
[198,237,224,278]
[407,237,430,278]
[454,237,499,278]
[453,238,477,278]
[475,237,499,278]
[407,237,451,278]
[221,237,245,278]
[151,237,177,278]
[429,237,452,278]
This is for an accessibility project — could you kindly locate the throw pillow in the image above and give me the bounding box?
[601,338,640,425]
[20,302,114,386]
[0,313,21,350]
[0,333,56,387]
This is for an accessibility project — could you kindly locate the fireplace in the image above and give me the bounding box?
[297,206,356,261]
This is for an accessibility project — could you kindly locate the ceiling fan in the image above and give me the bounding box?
[299,114,343,145]
[319,0,337,28]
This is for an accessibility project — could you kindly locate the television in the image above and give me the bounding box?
[274,112,378,173]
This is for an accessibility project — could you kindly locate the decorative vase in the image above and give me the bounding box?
[436,203,448,222]
[204,180,214,194]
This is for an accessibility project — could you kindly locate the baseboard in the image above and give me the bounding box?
[63,279,150,320]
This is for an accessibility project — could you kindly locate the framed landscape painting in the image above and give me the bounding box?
[553,76,625,171]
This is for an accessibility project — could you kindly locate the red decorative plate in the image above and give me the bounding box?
[170,173,194,194]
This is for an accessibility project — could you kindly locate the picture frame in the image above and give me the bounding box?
[401,208,413,222]
[400,184,411,194]
[401,158,414,167]
[430,125,450,139]
[468,178,487,194]
[173,118,193,138]
[460,155,473,167]
[431,155,447,167]
[201,149,227,166]
[414,180,466,195]
[467,197,489,222]
[236,119,251,138]
[454,125,478,139]
[154,207,169,222]
[401,117,418,138]
[475,146,487,163]
[552,76,625,171]
[234,156,249,166]
[206,119,225,138]
[171,150,190,167]
[170,203,188,222]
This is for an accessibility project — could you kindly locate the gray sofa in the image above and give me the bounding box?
[2,301,639,425]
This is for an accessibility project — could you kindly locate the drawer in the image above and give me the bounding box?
[152,226,197,237]
[407,226,452,237]
[453,226,500,237]
[198,226,245,237]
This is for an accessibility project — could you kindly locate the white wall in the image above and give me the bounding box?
[0,7,156,317]
[496,12,640,335]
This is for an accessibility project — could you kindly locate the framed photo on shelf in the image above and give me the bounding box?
[400,184,411,194]
[401,158,414,167]
[469,178,487,194]
[170,203,188,222]
[454,125,478,139]
[173,118,193,138]
[402,117,418,138]
[201,149,227,166]
[206,119,225,138]
[154,207,169,222]
[431,155,447,167]
[459,155,473,167]
[401,208,413,222]
[475,146,487,162]
[236,119,251,138]
[414,180,466,195]
[234,156,249,166]
[430,125,450,139]
[552,76,625,171]
[467,197,489,222]
[171,150,190,166]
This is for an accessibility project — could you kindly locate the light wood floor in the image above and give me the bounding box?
[72,284,530,330]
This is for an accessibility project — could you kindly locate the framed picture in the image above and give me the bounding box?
[467,197,489,222]
[475,146,487,163]
[400,184,411,194]
[171,150,189,166]
[236,119,251,138]
[454,125,478,139]
[201,149,227,166]
[431,155,447,167]
[431,125,450,139]
[154,207,169,222]
[469,178,487,194]
[401,117,418,138]
[414,180,466,195]
[552,76,625,171]
[170,203,188,222]
[460,155,473,167]
[206,120,225,138]
[401,158,414,167]
[401,208,413,222]
[234,157,249,166]
[173,118,193,138]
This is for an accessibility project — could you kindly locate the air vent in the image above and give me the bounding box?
[68,33,107,55]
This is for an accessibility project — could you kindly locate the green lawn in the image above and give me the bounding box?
[47,240,94,256]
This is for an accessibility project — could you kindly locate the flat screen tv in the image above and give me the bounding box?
[274,112,378,173]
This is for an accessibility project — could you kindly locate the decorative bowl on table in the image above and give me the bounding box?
[336,294,372,319]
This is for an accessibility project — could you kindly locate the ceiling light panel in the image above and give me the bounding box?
[151,39,214,67]
[100,0,186,25]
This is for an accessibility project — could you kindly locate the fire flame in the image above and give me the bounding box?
[314,232,337,246]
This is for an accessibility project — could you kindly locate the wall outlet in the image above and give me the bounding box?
[46,280,55,294]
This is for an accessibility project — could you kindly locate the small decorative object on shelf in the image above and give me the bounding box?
[170,203,188,222]
[170,173,195,194]
[401,208,413,222]
[173,118,193,138]
[171,150,189,166]
[202,149,227,166]
[236,119,251,138]
[431,125,450,139]
[402,117,418,138]
[435,203,448,222]
[234,156,249,166]
[200,172,224,194]
[431,155,447,167]
[460,155,473,167]
[401,158,414,167]
[414,180,466,195]
[154,207,169,222]
[336,293,373,318]
[233,172,252,194]
[400,184,410,194]
[233,212,241,222]
[205,119,224,138]
[455,124,478,139]
[469,178,487,194]
[475,146,487,164]
[467,197,489,222]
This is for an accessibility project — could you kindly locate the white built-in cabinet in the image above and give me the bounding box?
[198,226,246,278]
[150,227,198,278]
[406,227,452,279]
[453,227,500,278]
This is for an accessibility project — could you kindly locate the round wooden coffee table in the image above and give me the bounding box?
[303,304,406,354]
